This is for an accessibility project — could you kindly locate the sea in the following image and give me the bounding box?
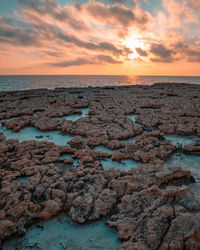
[0,75,200,92]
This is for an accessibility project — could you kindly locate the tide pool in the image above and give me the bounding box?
[3,216,121,250]
[94,146,117,154]
[127,114,136,123]
[59,153,73,159]
[15,176,29,183]
[73,158,79,168]
[100,158,140,171]
[165,152,200,201]
[0,124,73,146]
[122,137,136,144]
[164,134,200,147]
[52,107,89,121]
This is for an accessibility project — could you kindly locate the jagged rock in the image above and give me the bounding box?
[0,84,200,249]
[160,214,200,250]
[183,141,200,154]
[68,135,84,147]
[39,199,62,221]
[93,189,117,218]
[0,220,17,243]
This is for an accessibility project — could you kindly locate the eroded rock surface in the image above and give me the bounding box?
[0,83,200,249]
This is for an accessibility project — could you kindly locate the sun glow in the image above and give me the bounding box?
[123,36,146,60]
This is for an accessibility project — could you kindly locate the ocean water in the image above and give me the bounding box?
[0,75,200,91]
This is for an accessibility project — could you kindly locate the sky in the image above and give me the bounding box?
[0,0,200,75]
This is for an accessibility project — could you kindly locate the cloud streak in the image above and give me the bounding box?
[48,54,122,68]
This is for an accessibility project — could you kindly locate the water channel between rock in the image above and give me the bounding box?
[0,124,73,146]
[3,216,121,250]
[52,107,89,121]
[164,134,200,147]
[100,158,140,171]
[165,152,200,201]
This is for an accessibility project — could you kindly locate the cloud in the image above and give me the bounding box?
[171,41,200,62]
[17,0,88,31]
[184,48,200,62]
[40,50,62,58]
[150,57,175,63]
[150,43,173,61]
[162,0,199,26]
[78,1,150,30]
[100,0,130,3]
[190,0,200,9]
[48,58,97,67]
[17,0,43,10]
[0,15,130,57]
[48,54,122,67]
[149,41,200,63]
[135,47,147,57]
[56,31,129,56]
[0,17,40,47]
[97,55,122,64]
[149,42,177,62]
[195,41,200,46]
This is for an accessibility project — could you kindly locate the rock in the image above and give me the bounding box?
[0,220,17,242]
[160,214,200,250]
[69,192,94,223]
[183,141,200,154]
[68,136,84,147]
[119,241,149,250]
[39,199,62,220]
[51,189,66,202]
[1,84,200,249]
[93,189,117,218]
[33,117,58,131]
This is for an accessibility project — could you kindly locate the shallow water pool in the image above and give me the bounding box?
[164,134,200,147]
[15,176,29,183]
[0,124,73,146]
[3,216,121,250]
[127,114,136,123]
[122,136,136,144]
[165,152,200,201]
[73,158,79,168]
[59,153,73,159]
[94,146,117,154]
[100,158,140,171]
[52,107,89,121]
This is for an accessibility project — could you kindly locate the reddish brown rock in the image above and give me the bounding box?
[0,84,200,249]
[93,189,117,218]
[183,141,200,154]
[39,199,62,221]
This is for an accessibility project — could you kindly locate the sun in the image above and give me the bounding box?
[123,36,145,60]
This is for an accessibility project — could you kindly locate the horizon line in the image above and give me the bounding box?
[0,74,200,77]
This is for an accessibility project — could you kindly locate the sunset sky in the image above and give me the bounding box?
[0,0,200,75]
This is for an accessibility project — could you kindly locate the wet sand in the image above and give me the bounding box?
[0,83,200,249]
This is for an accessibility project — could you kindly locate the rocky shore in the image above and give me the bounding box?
[0,83,200,249]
